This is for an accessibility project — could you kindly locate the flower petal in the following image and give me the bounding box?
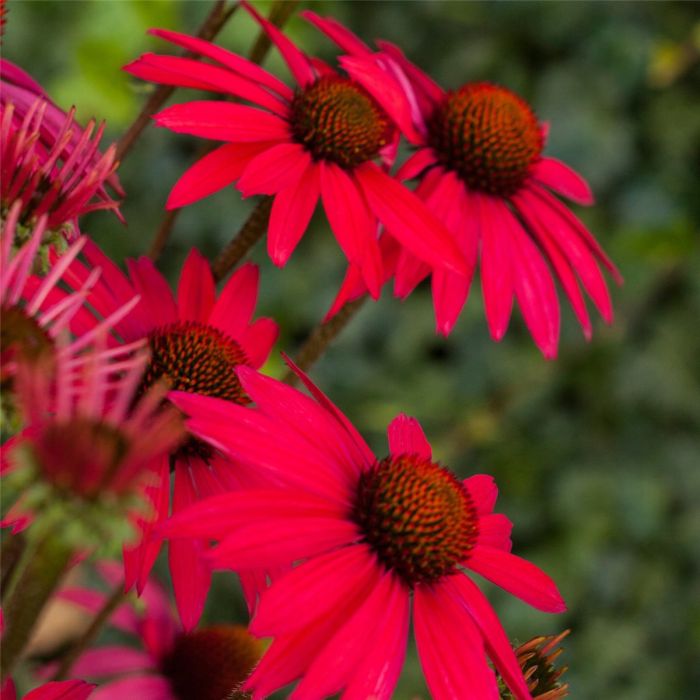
[238,142,311,197]
[239,318,278,369]
[301,11,373,56]
[387,413,432,460]
[177,249,215,323]
[208,262,259,339]
[125,257,177,326]
[532,157,594,205]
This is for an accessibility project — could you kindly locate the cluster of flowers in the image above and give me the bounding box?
[0,1,618,697]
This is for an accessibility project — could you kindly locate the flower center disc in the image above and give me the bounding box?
[144,321,249,403]
[427,82,543,196]
[0,305,54,372]
[161,625,263,700]
[354,454,478,586]
[290,75,391,170]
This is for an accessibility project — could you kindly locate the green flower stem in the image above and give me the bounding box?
[283,296,368,385]
[0,532,73,682]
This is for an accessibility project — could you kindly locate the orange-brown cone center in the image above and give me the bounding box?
[290,75,391,170]
[354,454,478,586]
[427,82,543,196]
[1,305,54,376]
[160,625,263,700]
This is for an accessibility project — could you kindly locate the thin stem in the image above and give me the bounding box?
[0,532,73,681]
[115,0,238,162]
[52,582,126,681]
[0,533,26,604]
[146,0,299,263]
[212,197,272,281]
[283,296,368,385]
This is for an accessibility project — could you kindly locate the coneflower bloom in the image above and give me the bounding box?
[0,97,121,244]
[0,201,138,385]
[308,18,622,357]
[2,336,184,537]
[59,563,262,700]
[123,1,466,297]
[161,363,566,699]
[59,242,278,628]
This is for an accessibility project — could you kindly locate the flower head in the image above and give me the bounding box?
[58,242,278,628]
[312,21,622,357]
[161,362,566,699]
[61,563,262,700]
[124,2,467,297]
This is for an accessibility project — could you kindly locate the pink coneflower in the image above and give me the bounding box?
[2,334,184,535]
[1,679,95,700]
[0,201,138,385]
[308,18,622,357]
[161,362,566,699]
[60,563,262,700]
[59,242,278,628]
[123,1,466,297]
[0,97,121,243]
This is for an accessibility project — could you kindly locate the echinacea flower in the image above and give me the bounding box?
[0,97,121,245]
[0,201,138,388]
[60,563,262,700]
[1,334,184,545]
[59,242,278,628]
[309,18,622,358]
[161,362,566,699]
[123,1,466,297]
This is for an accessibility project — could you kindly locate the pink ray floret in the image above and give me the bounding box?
[159,360,566,699]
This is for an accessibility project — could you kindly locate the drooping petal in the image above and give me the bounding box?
[320,162,382,298]
[167,142,269,209]
[355,162,467,274]
[396,148,437,182]
[177,249,215,322]
[445,573,534,700]
[267,163,320,266]
[387,413,432,460]
[532,157,594,205]
[154,101,290,142]
[467,545,567,613]
[237,142,312,197]
[414,583,499,700]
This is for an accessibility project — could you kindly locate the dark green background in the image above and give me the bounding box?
[5,1,700,697]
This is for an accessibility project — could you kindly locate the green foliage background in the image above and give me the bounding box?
[5,1,700,697]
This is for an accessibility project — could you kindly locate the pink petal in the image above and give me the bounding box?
[503,206,560,358]
[70,646,154,679]
[25,681,96,700]
[169,465,212,631]
[300,11,373,56]
[476,513,513,552]
[59,590,139,636]
[237,142,312,197]
[177,249,215,322]
[239,318,278,368]
[479,195,514,341]
[124,53,288,117]
[387,413,432,460]
[341,575,409,700]
[160,487,348,540]
[291,570,403,699]
[251,545,379,637]
[445,573,533,700]
[340,55,423,144]
[148,28,293,100]
[154,101,290,142]
[125,257,177,325]
[464,474,498,516]
[532,157,594,205]
[320,162,382,298]
[267,163,320,266]
[355,162,467,274]
[208,262,259,339]
[467,545,567,613]
[393,247,430,298]
[240,1,316,87]
[396,148,437,182]
[414,583,499,700]
[210,517,359,570]
[91,675,173,700]
[167,142,269,209]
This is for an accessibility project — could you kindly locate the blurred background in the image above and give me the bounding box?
[4,1,700,697]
